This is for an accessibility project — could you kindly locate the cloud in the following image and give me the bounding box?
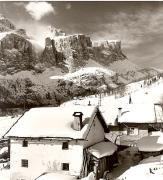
[25,2,55,20]
[91,7,163,49]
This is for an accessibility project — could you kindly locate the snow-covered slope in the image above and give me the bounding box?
[50,67,115,80]
[50,66,120,90]
[61,77,163,125]
[0,169,10,180]
[117,163,163,180]
[106,59,140,73]
[37,172,77,180]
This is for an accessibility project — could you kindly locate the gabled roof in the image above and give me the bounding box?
[5,105,108,139]
[118,103,163,124]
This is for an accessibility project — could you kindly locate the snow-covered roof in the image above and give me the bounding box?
[0,116,20,138]
[0,169,10,180]
[99,103,118,126]
[37,172,77,180]
[137,135,163,152]
[5,106,102,139]
[118,103,162,123]
[88,141,117,159]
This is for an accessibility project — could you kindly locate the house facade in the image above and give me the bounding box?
[107,103,163,146]
[5,105,116,180]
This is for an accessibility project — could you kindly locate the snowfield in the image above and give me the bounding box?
[117,162,163,180]
[37,172,77,180]
[50,67,115,80]
[0,75,163,180]
[0,169,10,180]
[37,172,95,180]
[62,77,163,125]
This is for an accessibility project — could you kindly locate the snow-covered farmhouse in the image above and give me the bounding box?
[106,103,163,146]
[5,105,117,180]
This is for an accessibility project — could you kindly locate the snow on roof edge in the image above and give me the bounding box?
[5,105,101,139]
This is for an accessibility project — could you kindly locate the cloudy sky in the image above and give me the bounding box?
[0,1,163,69]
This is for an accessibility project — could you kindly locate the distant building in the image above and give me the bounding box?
[106,103,163,147]
[5,105,117,180]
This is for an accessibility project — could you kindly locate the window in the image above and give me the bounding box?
[21,159,28,168]
[127,127,138,135]
[22,140,28,147]
[62,163,69,171]
[62,142,69,150]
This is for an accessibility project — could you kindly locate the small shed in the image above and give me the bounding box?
[87,141,118,179]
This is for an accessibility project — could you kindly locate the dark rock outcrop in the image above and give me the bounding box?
[43,34,92,72]
[0,14,15,32]
[0,33,37,75]
[40,37,67,72]
[42,35,126,73]
[92,40,127,65]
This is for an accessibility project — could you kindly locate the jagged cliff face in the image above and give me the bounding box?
[92,40,127,65]
[0,33,37,74]
[43,34,92,72]
[0,14,15,32]
[0,15,39,75]
[40,37,68,72]
[42,35,125,72]
[0,16,128,75]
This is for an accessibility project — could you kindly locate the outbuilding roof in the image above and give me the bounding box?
[5,105,107,139]
[118,103,163,124]
[88,141,117,159]
[137,135,163,152]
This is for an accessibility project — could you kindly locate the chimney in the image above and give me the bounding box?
[118,108,122,119]
[72,112,83,131]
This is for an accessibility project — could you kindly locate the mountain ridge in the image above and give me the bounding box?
[0,15,161,108]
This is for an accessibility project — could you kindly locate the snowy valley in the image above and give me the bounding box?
[0,10,163,180]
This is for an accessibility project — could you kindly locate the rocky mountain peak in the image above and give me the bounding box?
[48,26,66,39]
[92,39,127,66]
[0,14,15,32]
[93,40,121,50]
